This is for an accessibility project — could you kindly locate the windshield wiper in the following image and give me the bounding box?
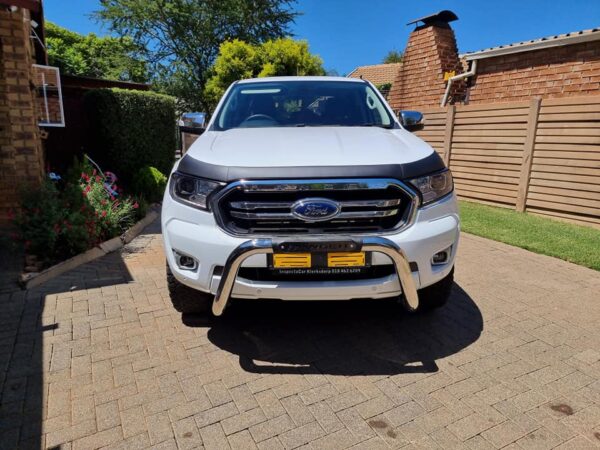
[358,123,394,129]
[282,123,394,129]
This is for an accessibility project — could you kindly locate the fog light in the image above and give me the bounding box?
[173,250,198,271]
[431,247,451,266]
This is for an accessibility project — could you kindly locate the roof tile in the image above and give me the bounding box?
[347,63,402,85]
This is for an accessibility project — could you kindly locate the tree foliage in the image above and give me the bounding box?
[382,50,403,64]
[204,38,324,107]
[45,22,147,82]
[94,0,298,110]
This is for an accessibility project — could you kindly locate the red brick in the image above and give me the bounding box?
[468,40,600,104]
[0,8,44,224]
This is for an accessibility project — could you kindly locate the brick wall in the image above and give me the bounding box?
[467,40,600,104]
[388,23,463,110]
[0,7,44,223]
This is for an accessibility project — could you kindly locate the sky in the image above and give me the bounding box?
[44,0,600,75]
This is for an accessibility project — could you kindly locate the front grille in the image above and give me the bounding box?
[212,179,417,236]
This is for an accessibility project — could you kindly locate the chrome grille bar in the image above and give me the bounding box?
[240,179,392,192]
[230,209,400,220]
[229,199,401,210]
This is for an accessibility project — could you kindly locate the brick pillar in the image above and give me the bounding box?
[0,7,45,224]
[388,21,463,110]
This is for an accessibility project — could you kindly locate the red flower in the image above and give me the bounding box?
[84,185,91,193]
[92,169,97,176]
[101,210,107,217]
[133,202,139,209]
[101,199,107,205]
[95,175,101,183]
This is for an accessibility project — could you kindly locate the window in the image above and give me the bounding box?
[32,64,65,127]
[214,80,394,131]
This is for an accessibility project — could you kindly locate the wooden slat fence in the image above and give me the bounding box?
[415,96,600,228]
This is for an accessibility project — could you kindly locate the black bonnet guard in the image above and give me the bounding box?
[177,151,446,182]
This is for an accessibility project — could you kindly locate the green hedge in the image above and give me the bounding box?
[84,88,176,182]
[132,166,168,202]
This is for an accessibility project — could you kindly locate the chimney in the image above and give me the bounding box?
[388,10,463,110]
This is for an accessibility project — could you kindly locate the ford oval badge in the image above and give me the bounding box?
[291,198,341,222]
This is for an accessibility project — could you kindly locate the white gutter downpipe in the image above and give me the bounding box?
[441,60,477,107]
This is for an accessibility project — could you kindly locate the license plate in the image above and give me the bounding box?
[272,252,366,269]
[327,252,366,267]
[273,253,312,268]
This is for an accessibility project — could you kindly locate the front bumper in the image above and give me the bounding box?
[212,237,419,316]
[162,192,460,309]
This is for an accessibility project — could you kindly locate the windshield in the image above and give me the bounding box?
[213,80,394,131]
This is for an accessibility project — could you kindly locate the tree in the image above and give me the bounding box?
[45,22,147,82]
[375,83,392,99]
[204,38,324,107]
[382,50,403,64]
[94,0,298,110]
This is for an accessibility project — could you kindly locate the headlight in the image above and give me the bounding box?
[170,172,223,210]
[408,169,454,206]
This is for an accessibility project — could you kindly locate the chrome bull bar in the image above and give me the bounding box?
[212,236,419,316]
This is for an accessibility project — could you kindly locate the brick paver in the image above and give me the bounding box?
[1,218,599,449]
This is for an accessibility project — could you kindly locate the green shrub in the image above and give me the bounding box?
[12,166,141,267]
[65,154,94,184]
[12,179,100,264]
[132,166,167,202]
[84,88,176,183]
[80,169,138,238]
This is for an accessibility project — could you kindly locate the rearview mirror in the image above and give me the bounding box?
[179,112,206,135]
[398,110,424,131]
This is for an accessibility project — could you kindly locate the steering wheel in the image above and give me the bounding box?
[244,114,277,122]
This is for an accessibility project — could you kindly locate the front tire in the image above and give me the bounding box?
[166,263,213,314]
[416,267,454,312]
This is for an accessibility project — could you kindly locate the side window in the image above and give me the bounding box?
[365,88,389,126]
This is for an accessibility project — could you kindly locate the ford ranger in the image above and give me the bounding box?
[162,77,459,316]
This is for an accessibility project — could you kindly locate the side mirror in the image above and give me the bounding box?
[179,112,206,135]
[397,110,424,131]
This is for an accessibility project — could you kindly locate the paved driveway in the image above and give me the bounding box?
[1,219,599,449]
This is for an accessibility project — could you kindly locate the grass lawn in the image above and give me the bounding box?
[459,200,600,271]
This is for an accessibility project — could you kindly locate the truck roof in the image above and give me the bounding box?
[236,76,367,84]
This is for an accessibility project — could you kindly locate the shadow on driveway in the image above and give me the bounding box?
[184,283,482,376]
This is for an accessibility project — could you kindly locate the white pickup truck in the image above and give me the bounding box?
[162,77,459,316]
